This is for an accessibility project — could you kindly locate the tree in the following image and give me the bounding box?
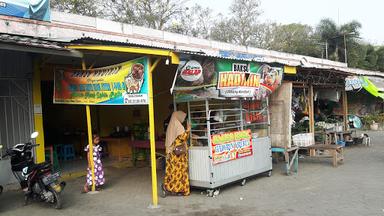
[105,0,186,30]
[50,0,102,17]
[210,14,236,43]
[210,0,262,46]
[266,23,322,57]
[166,4,213,39]
[229,0,262,46]
[316,18,362,63]
[375,46,384,71]
[247,22,276,49]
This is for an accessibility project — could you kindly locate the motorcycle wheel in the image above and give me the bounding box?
[48,186,62,209]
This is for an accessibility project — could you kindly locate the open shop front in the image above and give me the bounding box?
[271,68,352,168]
[172,58,284,195]
[40,45,181,206]
[346,76,384,131]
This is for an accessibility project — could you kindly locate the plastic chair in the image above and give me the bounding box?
[45,146,60,171]
[63,144,75,160]
[55,144,64,161]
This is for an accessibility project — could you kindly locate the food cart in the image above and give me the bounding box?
[172,58,284,196]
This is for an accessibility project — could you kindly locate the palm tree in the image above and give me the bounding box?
[316,18,362,63]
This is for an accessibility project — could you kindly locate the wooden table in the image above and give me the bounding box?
[301,144,344,167]
[102,137,132,161]
[271,146,299,175]
[325,130,356,145]
[102,138,165,165]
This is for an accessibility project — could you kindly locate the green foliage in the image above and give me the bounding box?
[362,113,384,126]
[166,4,213,39]
[228,0,262,46]
[210,16,236,43]
[316,18,362,63]
[51,0,102,17]
[105,0,187,30]
[266,23,322,57]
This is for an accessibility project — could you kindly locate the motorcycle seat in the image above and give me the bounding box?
[36,162,51,170]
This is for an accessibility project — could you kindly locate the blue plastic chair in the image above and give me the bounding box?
[62,144,75,160]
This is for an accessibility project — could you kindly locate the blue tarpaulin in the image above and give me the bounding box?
[0,0,50,21]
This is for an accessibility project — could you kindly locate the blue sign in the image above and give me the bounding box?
[219,50,264,62]
[0,0,50,21]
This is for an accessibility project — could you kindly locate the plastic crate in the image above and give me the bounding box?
[292,133,315,147]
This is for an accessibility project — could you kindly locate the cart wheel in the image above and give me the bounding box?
[240,179,247,186]
[207,189,220,197]
[213,189,220,196]
[207,189,214,197]
[266,170,272,177]
[160,184,167,198]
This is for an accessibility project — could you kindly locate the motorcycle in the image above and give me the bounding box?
[3,132,65,209]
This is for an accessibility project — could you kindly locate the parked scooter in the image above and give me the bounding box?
[3,132,65,209]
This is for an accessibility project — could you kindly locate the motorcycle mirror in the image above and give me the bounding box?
[30,132,39,139]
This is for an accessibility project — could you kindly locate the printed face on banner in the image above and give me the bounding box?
[54,57,149,105]
[211,130,253,164]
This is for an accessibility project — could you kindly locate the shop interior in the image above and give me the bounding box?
[291,86,347,144]
[292,88,344,132]
[185,99,269,148]
[40,50,178,171]
[286,68,351,147]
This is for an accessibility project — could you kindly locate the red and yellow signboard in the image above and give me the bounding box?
[211,129,253,164]
[173,59,283,102]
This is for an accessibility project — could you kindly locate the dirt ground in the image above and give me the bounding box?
[0,130,383,216]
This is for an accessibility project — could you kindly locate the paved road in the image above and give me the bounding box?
[0,131,383,216]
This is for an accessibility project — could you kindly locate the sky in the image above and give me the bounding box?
[191,0,384,45]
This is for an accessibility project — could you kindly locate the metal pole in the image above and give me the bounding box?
[239,99,244,130]
[83,60,96,192]
[187,101,192,146]
[148,57,161,208]
[85,105,96,192]
[344,34,348,64]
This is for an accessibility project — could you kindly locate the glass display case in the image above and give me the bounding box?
[180,98,272,196]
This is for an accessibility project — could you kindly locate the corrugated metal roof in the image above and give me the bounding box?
[69,37,384,78]
[0,34,67,50]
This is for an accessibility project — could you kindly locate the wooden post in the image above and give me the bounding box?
[308,84,315,133]
[342,90,348,130]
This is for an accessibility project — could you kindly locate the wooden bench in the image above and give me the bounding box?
[301,144,344,167]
